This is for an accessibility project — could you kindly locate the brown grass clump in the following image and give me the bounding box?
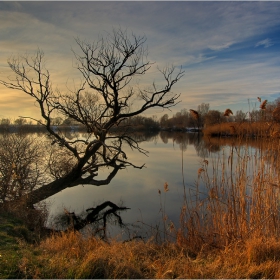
[15,231,280,278]
[9,229,280,279]
[229,125,236,135]
[246,237,280,265]
[171,134,280,278]
[26,232,203,279]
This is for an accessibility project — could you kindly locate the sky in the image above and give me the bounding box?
[1,1,280,121]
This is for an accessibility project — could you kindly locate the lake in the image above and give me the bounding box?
[2,130,274,241]
[41,131,245,240]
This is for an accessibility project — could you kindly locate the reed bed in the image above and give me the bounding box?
[203,121,280,138]
[178,136,280,253]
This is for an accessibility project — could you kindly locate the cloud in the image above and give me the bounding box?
[1,2,280,120]
[255,38,273,48]
[208,42,235,51]
[186,54,216,65]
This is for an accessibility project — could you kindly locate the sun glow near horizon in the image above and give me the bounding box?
[1,1,280,120]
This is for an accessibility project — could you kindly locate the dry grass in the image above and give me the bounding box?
[203,121,280,138]
[190,109,199,120]
[13,231,280,279]
[223,108,233,117]
[260,100,268,110]
[21,232,195,279]
[180,136,280,248]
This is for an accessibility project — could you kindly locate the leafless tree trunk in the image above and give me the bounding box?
[0,28,184,208]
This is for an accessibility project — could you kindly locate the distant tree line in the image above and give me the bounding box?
[0,116,84,133]
[159,97,280,131]
[2,97,280,133]
[0,116,76,127]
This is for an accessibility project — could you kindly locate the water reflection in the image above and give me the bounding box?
[2,130,279,240]
[159,131,220,157]
[43,131,216,239]
[0,131,231,232]
[45,132,280,241]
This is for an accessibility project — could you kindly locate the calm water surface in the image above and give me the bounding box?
[2,130,269,239]
[43,131,223,239]
[3,129,268,239]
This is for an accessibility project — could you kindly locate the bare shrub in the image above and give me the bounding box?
[0,133,44,204]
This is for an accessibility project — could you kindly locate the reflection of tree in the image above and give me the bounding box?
[158,131,223,157]
[191,133,209,158]
[159,131,169,144]
[172,132,189,151]
[194,136,221,158]
[119,131,159,143]
[160,131,187,148]
[53,201,130,239]
[160,131,192,151]
[187,132,202,146]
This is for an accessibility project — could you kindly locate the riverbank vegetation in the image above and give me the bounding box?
[203,121,280,137]
[2,210,280,278]
[2,132,280,278]
[1,220,280,278]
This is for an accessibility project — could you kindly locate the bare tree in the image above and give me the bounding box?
[204,110,223,127]
[0,118,11,126]
[0,29,184,208]
[0,133,44,204]
[234,110,247,123]
[197,102,209,127]
[160,114,169,128]
[14,118,27,126]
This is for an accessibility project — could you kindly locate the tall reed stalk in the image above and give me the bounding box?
[178,137,280,253]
